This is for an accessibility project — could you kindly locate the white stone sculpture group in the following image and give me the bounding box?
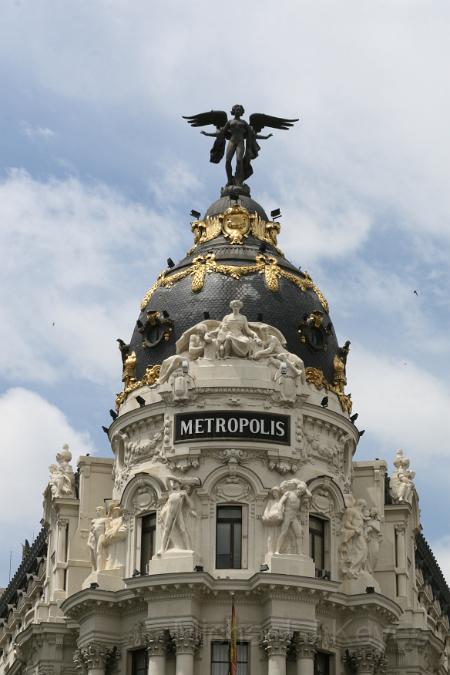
[88,502,127,572]
[48,444,76,499]
[390,449,415,504]
[339,497,382,581]
[262,479,312,555]
[159,300,305,391]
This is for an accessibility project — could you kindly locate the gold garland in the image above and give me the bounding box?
[140,254,329,312]
[115,364,161,409]
[305,367,352,414]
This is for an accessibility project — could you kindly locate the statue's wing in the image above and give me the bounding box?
[249,113,299,133]
[183,110,228,129]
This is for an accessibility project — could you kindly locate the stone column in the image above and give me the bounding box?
[343,647,386,674]
[395,523,407,597]
[145,630,167,675]
[75,642,116,675]
[261,629,293,675]
[295,631,319,675]
[171,626,202,675]
[55,517,68,591]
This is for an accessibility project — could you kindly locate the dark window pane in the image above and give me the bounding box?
[211,641,248,675]
[140,512,156,574]
[314,652,330,675]
[131,649,147,675]
[216,506,242,569]
[309,516,325,571]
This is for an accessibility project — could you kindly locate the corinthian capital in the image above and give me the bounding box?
[145,629,168,657]
[76,642,117,670]
[170,626,202,654]
[295,630,320,658]
[261,628,293,656]
[343,646,386,673]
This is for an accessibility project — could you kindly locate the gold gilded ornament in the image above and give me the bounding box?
[122,351,137,389]
[115,364,161,409]
[305,367,352,414]
[222,205,251,244]
[140,255,328,313]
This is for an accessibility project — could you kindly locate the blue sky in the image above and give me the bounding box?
[1,0,450,585]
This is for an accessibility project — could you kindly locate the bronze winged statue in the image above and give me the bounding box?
[183,104,299,187]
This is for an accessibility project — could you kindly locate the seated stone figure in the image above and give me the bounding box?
[208,299,261,358]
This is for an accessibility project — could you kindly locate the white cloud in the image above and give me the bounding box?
[0,169,188,386]
[20,122,55,140]
[348,343,450,462]
[0,387,96,582]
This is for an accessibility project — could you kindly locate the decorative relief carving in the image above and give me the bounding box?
[170,626,202,654]
[138,310,174,349]
[140,254,329,312]
[302,416,346,474]
[214,476,252,502]
[294,630,320,657]
[390,449,415,504]
[48,444,76,499]
[343,647,386,674]
[113,415,165,474]
[190,204,281,250]
[261,629,293,657]
[144,630,168,657]
[298,310,332,352]
[75,643,117,671]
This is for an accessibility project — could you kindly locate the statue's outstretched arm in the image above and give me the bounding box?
[201,130,220,137]
[256,133,273,140]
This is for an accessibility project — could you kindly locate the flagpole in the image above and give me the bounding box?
[230,592,237,675]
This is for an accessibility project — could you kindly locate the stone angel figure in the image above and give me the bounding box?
[183,104,299,186]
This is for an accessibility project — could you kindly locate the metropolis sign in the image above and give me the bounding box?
[174,411,290,445]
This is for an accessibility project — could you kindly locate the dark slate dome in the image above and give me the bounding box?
[128,194,342,384]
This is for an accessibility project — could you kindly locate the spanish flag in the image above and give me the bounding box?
[229,595,238,675]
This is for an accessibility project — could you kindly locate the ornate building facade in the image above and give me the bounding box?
[1,188,449,675]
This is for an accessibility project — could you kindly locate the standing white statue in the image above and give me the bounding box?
[87,506,108,571]
[48,444,76,498]
[158,477,200,555]
[102,503,127,570]
[262,486,284,554]
[365,508,382,574]
[390,449,415,503]
[262,479,312,555]
[339,497,370,579]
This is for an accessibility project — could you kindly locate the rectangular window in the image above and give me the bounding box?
[131,649,147,675]
[216,506,242,569]
[140,512,156,574]
[314,651,330,675]
[309,516,325,572]
[211,641,248,675]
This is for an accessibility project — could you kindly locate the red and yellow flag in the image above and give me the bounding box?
[229,595,238,675]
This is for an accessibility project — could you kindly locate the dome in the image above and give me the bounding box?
[118,193,350,409]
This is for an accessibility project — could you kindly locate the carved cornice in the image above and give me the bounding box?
[170,626,202,654]
[261,628,293,656]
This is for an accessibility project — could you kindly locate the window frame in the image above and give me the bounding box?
[137,511,157,575]
[216,505,243,570]
[211,640,249,674]
[309,514,329,576]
